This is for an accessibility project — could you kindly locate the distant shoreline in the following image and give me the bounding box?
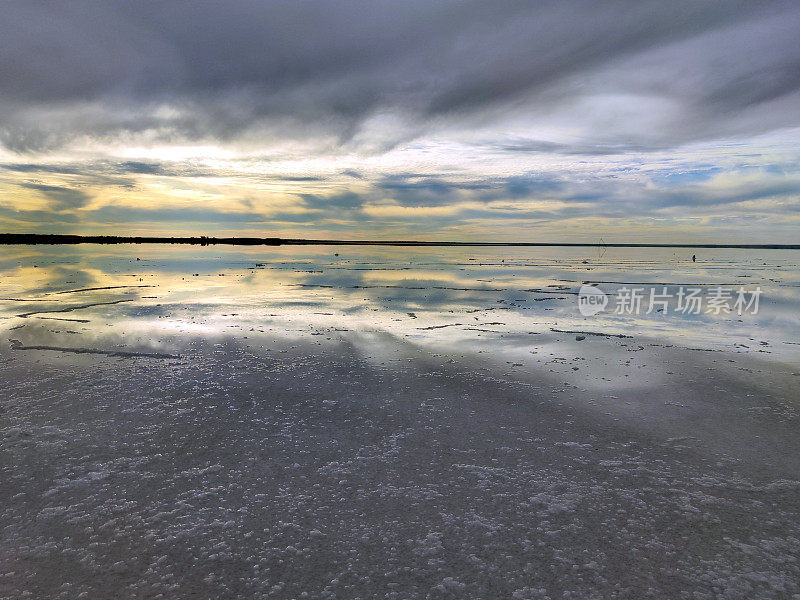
[1,233,798,249]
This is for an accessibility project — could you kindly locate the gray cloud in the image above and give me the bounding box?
[1,1,798,153]
[1,163,82,174]
[19,183,91,211]
[116,161,170,176]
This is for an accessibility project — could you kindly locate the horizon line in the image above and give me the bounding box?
[1,233,799,250]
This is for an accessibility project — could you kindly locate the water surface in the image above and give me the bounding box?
[2,244,798,362]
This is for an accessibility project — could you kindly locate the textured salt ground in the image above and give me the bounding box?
[1,335,799,600]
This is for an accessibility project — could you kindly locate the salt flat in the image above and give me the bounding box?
[1,245,798,599]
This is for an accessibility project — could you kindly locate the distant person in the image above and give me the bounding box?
[692,254,696,262]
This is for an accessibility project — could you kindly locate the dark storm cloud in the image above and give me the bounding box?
[1,0,798,152]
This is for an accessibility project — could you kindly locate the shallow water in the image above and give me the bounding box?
[1,244,798,362]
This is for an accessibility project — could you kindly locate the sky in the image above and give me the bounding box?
[1,0,799,242]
